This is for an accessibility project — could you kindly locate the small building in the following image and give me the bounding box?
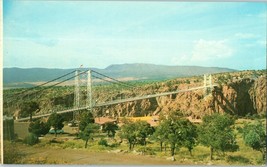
[94,117,117,130]
[146,116,159,127]
[118,116,160,127]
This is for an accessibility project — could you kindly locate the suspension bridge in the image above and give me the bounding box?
[4,68,216,122]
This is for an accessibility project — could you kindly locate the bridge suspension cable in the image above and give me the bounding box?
[5,70,76,99]
[91,70,135,88]
[91,74,133,89]
[5,70,89,103]
[23,70,76,91]
[24,70,90,98]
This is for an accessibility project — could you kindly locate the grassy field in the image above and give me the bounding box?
[6,119,266,165]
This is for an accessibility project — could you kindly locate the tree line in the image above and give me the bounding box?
[27,112,266,161]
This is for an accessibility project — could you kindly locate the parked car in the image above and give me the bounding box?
[68,121,78,127]
[49,128,64,134]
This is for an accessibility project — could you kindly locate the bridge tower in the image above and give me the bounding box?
[209,74,212,89]
[87,70,93,111]
[74,70,80,109]
[73,70,81,121]
[204,74,212,95]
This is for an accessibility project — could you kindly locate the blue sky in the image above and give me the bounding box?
[3,1,266,70]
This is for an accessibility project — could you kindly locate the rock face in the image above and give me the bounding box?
[99,77,266,118]
[213,77,266,116]
[213,79,255,116]
[249,77,266,114]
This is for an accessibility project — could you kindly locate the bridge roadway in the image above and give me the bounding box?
[16,85,217,122]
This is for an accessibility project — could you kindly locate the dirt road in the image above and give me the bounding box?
[19,145,181,165]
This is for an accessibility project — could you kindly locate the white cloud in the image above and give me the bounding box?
[191,39,233,61]
[235,33,257,39]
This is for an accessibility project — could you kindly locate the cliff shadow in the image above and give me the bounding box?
[212,87,238,115]
[228,79,256,116]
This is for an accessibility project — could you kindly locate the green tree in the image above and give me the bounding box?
[119,121,138,151]
[20,101,39,122]
[155,116,184,157]
[198,114,239,160]
[152,120,169,152]
[28,120,50,139]
[167,119,185,157]
[157,112,197,156]
[242,121,266,160]
[102,122,118,138]
[79,112,95,131]
[79,123,100,148]
[135,120,154,146]
[179,119,198,156]
[47,112,64,137]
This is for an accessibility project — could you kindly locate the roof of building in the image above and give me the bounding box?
[94,117,116,125]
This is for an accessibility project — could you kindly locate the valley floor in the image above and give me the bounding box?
[12,144,180,165]
[3,118,266,165]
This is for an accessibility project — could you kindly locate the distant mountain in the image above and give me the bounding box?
[102,63,235,79]
[3,63,236,87]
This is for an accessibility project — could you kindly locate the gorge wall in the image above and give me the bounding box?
[96,76,266,118]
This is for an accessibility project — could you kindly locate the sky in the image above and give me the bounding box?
[3,1,267,70]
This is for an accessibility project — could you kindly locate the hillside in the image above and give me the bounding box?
[3,64,235,87]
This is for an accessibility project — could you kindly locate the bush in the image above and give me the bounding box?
[61,141,83,149]
[148,147,157,155]
[251,114,260,120]
[226,155,250,164]
[109,142,120,148]
[98,138,108,147]
[236,126,243,133]
[24,133,39,146]
[137,146,156,155]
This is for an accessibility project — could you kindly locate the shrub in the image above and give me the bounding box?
[98,138,108,147]
[137,147,156,155]
[62,142,75,149]
[24,133,39,146]
[251,114,260,120]
[61,141,83,149]
[226,155,250,164]
[109,142,120,148]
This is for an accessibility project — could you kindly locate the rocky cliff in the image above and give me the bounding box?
[97,76,266,118]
